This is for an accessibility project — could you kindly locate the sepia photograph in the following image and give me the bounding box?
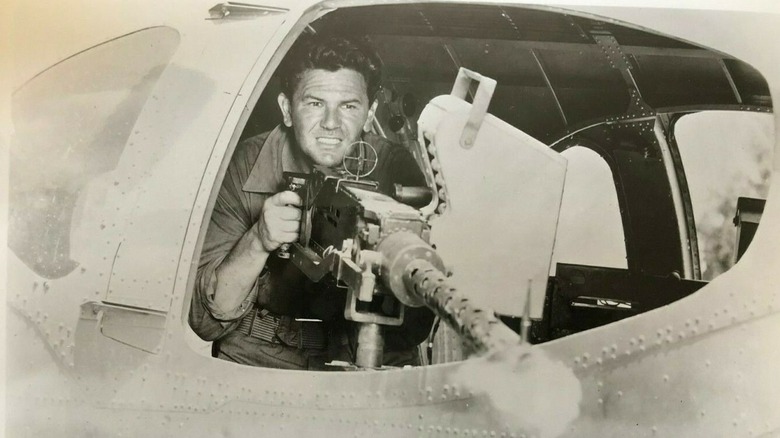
[4,0,779,436]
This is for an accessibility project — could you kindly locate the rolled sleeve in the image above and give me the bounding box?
[199,255,259,321]
[189,266,238,341]
[189,135,269,341]
[189,256,267,341]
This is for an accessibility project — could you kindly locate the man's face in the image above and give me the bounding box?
[278,68,373,168]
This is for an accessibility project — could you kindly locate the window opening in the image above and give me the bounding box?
[675,111,773,280]
[551,146,627,273]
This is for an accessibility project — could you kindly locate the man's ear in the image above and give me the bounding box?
[363,99,379,132]
[278,92,293,127]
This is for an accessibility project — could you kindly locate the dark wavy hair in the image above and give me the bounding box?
[278,35,382,102]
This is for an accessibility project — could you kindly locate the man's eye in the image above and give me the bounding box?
[343,104,357,110]
[306,101,322,107]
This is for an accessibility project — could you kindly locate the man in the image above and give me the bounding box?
[189,35,434,370]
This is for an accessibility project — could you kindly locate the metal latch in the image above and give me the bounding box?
[208,2,288,20]
[80,301,167,354]
[450,68,497,149]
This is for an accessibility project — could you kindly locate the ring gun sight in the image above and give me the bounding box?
[284,170,443,368]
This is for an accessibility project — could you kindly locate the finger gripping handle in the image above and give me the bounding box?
[276,174,308,259]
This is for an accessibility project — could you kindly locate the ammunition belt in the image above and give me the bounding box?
[237,307,327,350]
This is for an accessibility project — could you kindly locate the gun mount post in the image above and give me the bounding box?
[355,323,384,368]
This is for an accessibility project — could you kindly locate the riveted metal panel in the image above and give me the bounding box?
[104,14,288,312]
[8,26,182,367]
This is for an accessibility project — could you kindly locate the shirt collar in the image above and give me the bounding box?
[243,125,312,194]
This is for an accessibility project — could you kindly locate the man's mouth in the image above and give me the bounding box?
[316,137,342,146]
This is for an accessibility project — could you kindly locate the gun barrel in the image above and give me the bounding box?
[404,259,520,354]
[376,232,519,354]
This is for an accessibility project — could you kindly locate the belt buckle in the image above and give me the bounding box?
[295,318,324,350]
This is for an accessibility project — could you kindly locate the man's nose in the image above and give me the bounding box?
[320,106,341,130]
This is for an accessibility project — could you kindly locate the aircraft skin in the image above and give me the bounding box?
[6,1,780,437]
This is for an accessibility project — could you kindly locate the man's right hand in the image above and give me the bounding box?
[256,191,302,252]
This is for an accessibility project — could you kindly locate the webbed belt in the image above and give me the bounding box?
[237,307,327,350]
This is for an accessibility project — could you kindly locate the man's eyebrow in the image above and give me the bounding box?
[301,94,323,101]
[300,93,364,105]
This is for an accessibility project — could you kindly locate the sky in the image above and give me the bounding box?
[676,111,774,278]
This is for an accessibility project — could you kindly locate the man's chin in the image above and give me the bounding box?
[312,154,344,169]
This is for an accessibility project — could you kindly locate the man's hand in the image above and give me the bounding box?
[256,191,302,252]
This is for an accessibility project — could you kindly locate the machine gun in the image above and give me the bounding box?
[283,168,520,369]
[278,67,566,369]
